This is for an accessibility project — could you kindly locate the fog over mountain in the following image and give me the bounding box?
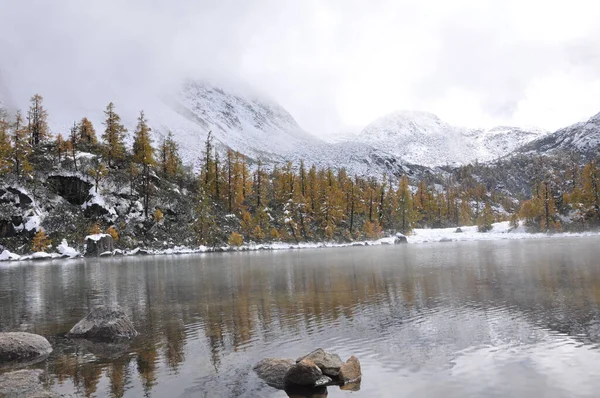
[2,0,600,138]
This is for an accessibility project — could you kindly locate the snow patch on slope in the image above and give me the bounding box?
[354,110,548,167]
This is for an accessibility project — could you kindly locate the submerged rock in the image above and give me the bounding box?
[285,385,328,398]
[296,348,343,377]
[338,356,361,383]
[85,234,114,256]
[340,380,361,391]
[0,369,59,397]
[254,358,295,389]
[66,304,138,341]
[284,358,324,386]
[0,332,52,366]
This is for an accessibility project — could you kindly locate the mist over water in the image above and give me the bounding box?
[2,238,600,397]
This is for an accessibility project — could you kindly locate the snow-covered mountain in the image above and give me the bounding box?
[164,80,319,161]
[350,110,548,167]
[516,111,600,159]
[24,78,418,177]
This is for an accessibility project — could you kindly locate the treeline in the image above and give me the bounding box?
[1,94,509,250]
[516,159,600,232]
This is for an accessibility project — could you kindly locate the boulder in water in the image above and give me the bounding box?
[284,358,326,386]
[254,358,295,389]
[0,332,52,366]
[66,304,138,341]
[0,369,59,397]
[338,356,361,383]
[296,348,343,377]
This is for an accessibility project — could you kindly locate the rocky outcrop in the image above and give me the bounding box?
[0,219,16,238]
[253,358,295,389]
[338,356,361,383]
[255,350,361,393]
[66,304,138,341]
[394,233,408,244]
[284,359,329,387]
[47,175,92,206]
[0,332,53,366]
[0,369,59,397]
[85,234,114,256]
[296,348,343,377]
[6,187,33,207]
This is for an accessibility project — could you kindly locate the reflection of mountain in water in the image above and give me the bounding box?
[1,239,600,396]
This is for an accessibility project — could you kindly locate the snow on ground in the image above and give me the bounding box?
[409,221,600,243]
[84,233,110,242]
[57,239,81,258]
[24,215,41,231]
[3,222,600,263]
[82,187,117,220]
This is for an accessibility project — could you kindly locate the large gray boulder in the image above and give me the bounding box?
[0,369,59,397]
[66,305,138,341]
[0,332,52,365]
[254,358,295,389]
[85,234,114,256]
[284,358,329,387]
[296,348,343,377]
[338,356,362,383]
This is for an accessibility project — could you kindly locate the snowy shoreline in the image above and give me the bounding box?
[1,222,600,263]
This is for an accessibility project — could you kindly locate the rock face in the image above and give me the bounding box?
[338,356,362,383]
[0,332,53,365]
[85,234,114,256]
[66,305,138,341]
[296,348,343,377]
[47,175,92,205]
[0,369,59,397]
[253,358,295,389]
[284,359,325,386]
[394,233,408,244]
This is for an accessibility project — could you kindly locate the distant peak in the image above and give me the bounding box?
[383,110,442,121]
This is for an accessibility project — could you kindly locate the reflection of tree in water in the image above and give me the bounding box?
[107,360,128,398]
[3,244,600,396]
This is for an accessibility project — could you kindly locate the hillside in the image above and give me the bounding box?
[351,110,547,167]
[516,112,600,160]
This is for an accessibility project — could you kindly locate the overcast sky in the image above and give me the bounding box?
[1,0,600,135]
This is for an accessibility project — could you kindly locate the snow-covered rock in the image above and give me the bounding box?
[57,239,80,258]
[85,234,114,256]
[30,252,52,260]
[0,250,21,261]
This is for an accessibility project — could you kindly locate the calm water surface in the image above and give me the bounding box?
[2,238,600,397]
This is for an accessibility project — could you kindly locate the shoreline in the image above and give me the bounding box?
[2,222,600,263]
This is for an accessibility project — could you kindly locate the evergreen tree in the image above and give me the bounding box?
[158,132,181,178]
[27,94,51,146]
[0,110,12,175]
[87,158,108,193]
[477,202,494,232]
[31,229,51,252]
[132,111,155,219]
[55,133,67,164]
[78,117,98,145]
[68,122,78,171]
[101,102,127,167]
[12,110,31,178]
[582,161,600,223]
[193,187,218,246]
[395,175,416,234]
